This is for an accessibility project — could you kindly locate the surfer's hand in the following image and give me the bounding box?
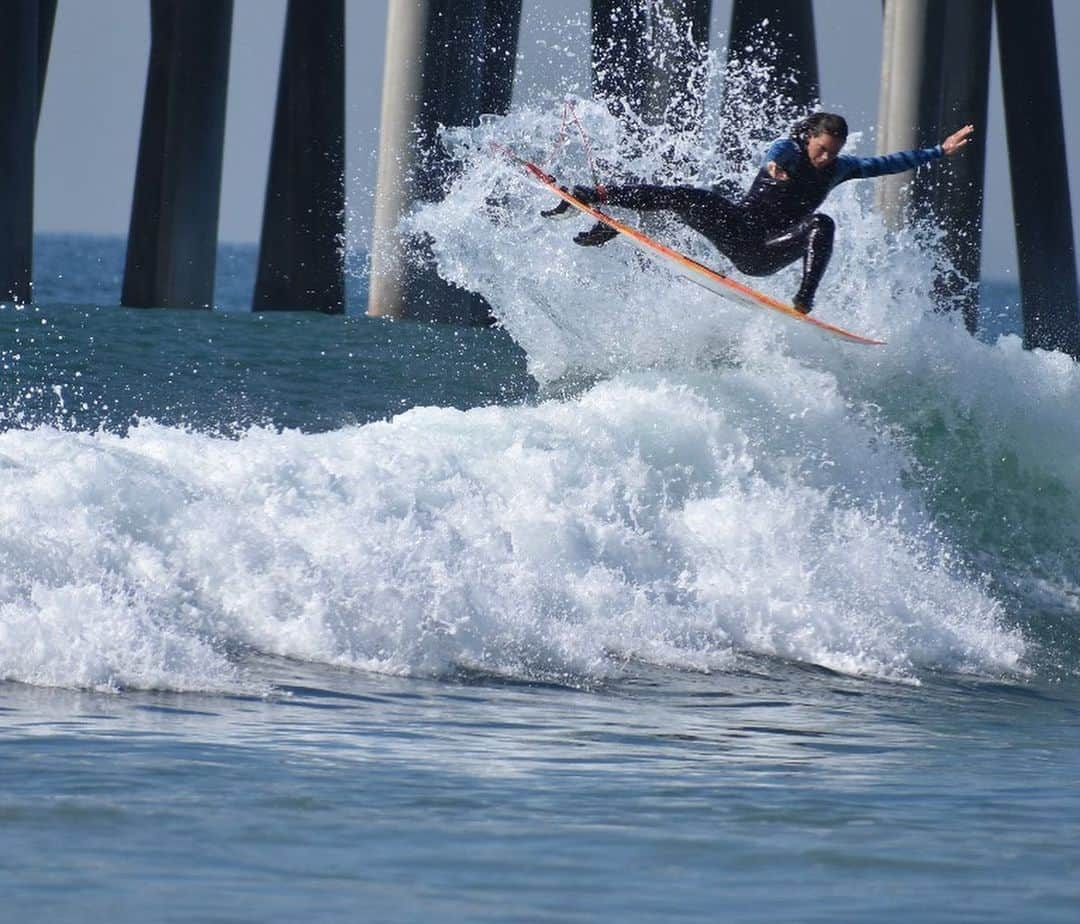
[766,161,790,181]
[942,124,975,156]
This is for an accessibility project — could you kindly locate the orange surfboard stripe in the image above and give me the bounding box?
[524,161,885,347]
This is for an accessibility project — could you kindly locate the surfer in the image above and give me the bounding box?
[543,113,975,313]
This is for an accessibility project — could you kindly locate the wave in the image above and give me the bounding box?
[3,42,1075,693]
[0,371,1027,693]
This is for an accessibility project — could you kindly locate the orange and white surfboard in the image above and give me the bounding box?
[520,159,885,347]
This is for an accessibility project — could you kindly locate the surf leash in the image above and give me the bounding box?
[560,100,607,202]
[491,100,608,202]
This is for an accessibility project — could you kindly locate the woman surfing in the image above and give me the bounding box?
[543,113,975,313]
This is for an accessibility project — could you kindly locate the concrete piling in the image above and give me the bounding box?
[479,0,521,117]
[719,0,817,172]
[728,0,818,113]
[122,0,233,309]
[929,0,991,332]
[254,0,346,313]
[367,0,522,323]
[0,0,41,304]
[876,0,993,331]
[996,0,1080,356]
[36,0,56,132]
[875,0,946,228]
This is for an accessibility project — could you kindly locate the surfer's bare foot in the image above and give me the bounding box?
[792,293,814,314]
[574,222,619,247]
[540,193,574,220]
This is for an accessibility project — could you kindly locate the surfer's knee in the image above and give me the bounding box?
[810,213,835,241]
[571,185,599,205]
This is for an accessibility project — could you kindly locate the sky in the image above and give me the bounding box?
[31,0,1080,281]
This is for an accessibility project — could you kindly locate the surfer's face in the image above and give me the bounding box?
[807,133,844,169]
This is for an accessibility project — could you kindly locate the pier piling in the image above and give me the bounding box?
[876,0,946,229]
[590,0,712,131]
[122,0,233,309]
[996,0,1080,356]
[929,0,991,332]
[877,0,991,331]
[254,0,346,313]
[720,0,817,170]
[0,0,42,304]
[728,0,818,111]
[367,0,522,324]
[36,0,56,132]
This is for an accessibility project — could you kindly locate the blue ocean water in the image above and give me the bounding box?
[3,223,1079,922]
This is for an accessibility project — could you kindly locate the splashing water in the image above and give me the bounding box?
[408,46,1080,678]
[5,36,1079,695]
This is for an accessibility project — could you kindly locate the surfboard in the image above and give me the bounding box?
[514,155,885,347]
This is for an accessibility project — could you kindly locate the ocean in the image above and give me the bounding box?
[4,103,1080,918]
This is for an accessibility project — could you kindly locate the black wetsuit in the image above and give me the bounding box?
[576,137,944,307]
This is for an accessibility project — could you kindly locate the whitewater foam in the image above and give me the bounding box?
[404,62,1080,676]
[0,363,1026,693]
[7,38,1078,693]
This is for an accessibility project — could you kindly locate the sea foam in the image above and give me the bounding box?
[6,39,1076,693]
[0,366,1026,693]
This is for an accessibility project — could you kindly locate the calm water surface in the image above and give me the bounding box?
[5,658,1079,923]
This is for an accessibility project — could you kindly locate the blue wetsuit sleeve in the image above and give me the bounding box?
[763,138,802,174]
[833,145,945,184]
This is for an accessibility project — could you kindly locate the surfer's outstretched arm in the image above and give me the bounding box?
[836,124,975,183]
[836,145,943,182]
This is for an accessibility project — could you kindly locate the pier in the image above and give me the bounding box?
[1,0,1078,356]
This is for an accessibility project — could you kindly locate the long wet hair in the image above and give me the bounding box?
[790,112,849,148]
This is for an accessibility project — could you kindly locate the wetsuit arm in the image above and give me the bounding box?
[834,145,945,183]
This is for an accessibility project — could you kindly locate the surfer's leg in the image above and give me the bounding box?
[567,185,743,250]
[739,213,835,313]
[599,184,713,213]
[570,185,710,247]
[574,222,620,246]
[604,185,744,240]
[790,214,835,312]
